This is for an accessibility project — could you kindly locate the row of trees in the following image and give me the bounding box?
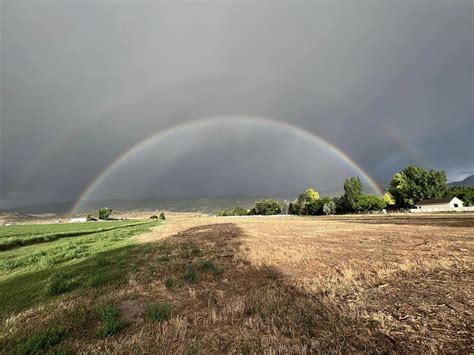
[217,166,473,216]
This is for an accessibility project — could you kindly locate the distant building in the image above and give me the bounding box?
[413,197,463,212]
[69,217,87,223]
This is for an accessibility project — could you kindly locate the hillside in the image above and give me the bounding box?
[448,174,474,187]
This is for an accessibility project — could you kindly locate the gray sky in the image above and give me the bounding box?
[1,0,473,207]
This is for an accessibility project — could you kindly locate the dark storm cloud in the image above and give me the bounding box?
[1,0,472,207]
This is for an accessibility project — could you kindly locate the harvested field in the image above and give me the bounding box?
[1,213,472,353]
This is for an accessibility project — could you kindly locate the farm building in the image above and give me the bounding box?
[69,217,87,223]
[412,197,463,212]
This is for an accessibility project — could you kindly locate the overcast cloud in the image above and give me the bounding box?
[1,0,473,207]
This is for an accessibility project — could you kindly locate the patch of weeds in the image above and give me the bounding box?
[11,327,65,354]
[212,265,224,276]
[198,260,224,276]
[46,271,72,296]
[158,255,171,262]
[180,243,201,260]
[96,258,111,267]
[185,342,201,355]
[164,276,178,289]
[198,260,215,271]
[146,302,172,323]
[88,274,111,288]
[95,305,127,337]
[183,265,198,284]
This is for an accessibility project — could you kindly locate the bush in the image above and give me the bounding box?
[46,271,71,296]
[250,199,281,215]
[13,327,65,354]
[232,207,248,216]
[146,302,172,322]
[159,212,166,220]
[96,305,127,337]
[150,215,159,219]
[98,207,112,220]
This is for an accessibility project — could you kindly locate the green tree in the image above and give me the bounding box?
[295,188,320,215]
[288,202,297,215]
[447,186,474,206]
[388,166,448,207]
[98,207,112,220]
[353,195,386,213]
[383,192,396,206]
[323,201,337,215]
[307,197,331,215]
[342,177,363,212]
[250,199,281,215]
[232,207,248,216]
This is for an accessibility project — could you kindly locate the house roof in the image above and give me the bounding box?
[417,197,455,205]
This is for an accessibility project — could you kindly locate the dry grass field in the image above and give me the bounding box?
[1,213,473,353]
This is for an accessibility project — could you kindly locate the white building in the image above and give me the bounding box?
[413,197,464,212]
[69,217,87,223]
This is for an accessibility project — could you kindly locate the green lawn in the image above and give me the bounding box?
[0,221,148,250]
[0,220,159,315]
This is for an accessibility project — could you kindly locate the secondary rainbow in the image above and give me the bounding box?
[71,116,383,213]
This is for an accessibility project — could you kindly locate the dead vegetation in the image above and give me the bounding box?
[1,213,473,353]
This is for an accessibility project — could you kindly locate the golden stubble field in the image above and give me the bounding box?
[133,213,473,353]
[3,213,473,353]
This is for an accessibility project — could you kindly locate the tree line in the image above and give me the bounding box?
[217,165,474,216]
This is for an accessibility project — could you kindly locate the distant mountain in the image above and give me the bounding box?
[6,196,274,215]
[448,175,474,187]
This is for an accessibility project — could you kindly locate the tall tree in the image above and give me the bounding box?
[342,177,363,212]
[388,166,448,207]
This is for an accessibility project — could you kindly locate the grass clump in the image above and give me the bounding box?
[158,255,171,262]
[12,327,65,354]
[183,266,198,283]
[95,305,127,337]
[146,302,172,323]
[198,259,224,276]
[198,260,215,270]
[46,271,71,296]
[164,276,178,289]
[96,258,111,267]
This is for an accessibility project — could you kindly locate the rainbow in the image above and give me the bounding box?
[71,116,383,213]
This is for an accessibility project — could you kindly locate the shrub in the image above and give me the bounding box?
[231,207,248,216]
[98,207,112,220]
[150,215,159,219]
[96,305,127,337]
[183,266,198,283]
[159,212,166,220]
[46,271,71,296]
[13,327,65,354]
[146,302,172,322]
